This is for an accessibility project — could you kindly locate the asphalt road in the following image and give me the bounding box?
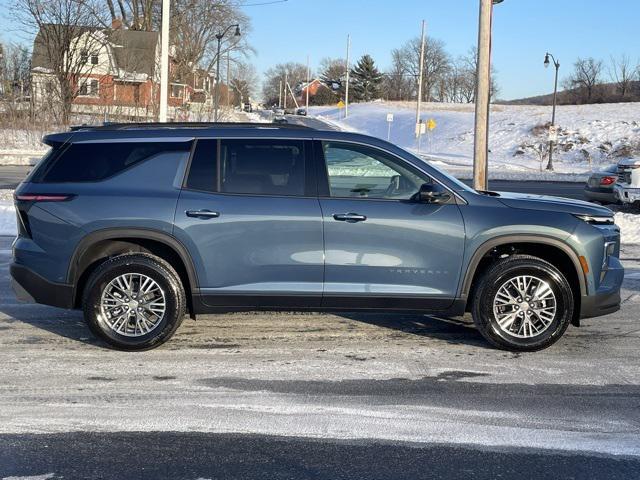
[1,235,640,478]
[2,432,639,480]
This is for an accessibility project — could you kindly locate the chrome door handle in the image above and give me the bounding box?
[333,213,367,223]
[186,209,220,218]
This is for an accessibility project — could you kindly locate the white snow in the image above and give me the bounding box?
[0,128,49,166]
[0,190,16,237]
[615,212,640,244]
[310,101,640,180]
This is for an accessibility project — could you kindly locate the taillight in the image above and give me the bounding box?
[600,176,616,186]
[15,194,74,202]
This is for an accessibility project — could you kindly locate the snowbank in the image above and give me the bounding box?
[310,101,640,179]
[0,190,16,236]
[614,212,640,245]
[0,202,16,236]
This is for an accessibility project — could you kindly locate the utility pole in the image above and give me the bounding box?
[344,34,351,118]
[278,80,282,108]
[213,24,240,122]
[226,51,231,107]
[283,70,288,109]
[159,0,170,122]
[416,20,426,138]
[472,0,496,191]
[544,52,560,171]
[306,55,310,111]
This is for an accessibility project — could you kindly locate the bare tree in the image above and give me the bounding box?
[105,0,158,31]
[564,57,603,102]
[382,50,412,101]
[230,61,258,106]
[609,54,634,98]
[393,36,451,102]
[171,0,252,84]
[0,42,31,98]
[262,62,306,107]
[17,0,108,124]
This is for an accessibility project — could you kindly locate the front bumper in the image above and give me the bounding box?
[614,185,640,204]
[579,256,624,319]
[10,263,75,309]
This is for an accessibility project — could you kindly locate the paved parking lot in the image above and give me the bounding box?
[1,235,640,478]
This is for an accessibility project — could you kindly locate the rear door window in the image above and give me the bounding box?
[184,139,217,192]
[37,141,191,183]
[220,139,307,196]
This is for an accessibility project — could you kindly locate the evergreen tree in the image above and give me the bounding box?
[350,54,383,102]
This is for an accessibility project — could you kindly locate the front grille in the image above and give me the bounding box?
[617,167,631,184]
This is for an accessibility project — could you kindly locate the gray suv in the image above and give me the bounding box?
[10,123,623,351]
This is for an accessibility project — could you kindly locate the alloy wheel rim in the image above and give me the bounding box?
[492,275,557,339]
[99,273,166,337]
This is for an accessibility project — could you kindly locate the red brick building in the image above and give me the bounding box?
[31,24,216,120]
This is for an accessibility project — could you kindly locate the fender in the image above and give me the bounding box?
[67,227,200,293]
[459,234,587,299]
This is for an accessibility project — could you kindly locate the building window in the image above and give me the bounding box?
[80,50,88,64]
[78,78,99,97]
[90,52,99,65]
[170,85,182,98]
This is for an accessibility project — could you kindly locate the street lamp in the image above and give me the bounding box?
[544,52,560,171]
[214,24,241,122]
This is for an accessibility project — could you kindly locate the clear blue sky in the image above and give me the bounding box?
[1,0,638,100]
[240,0,640,99]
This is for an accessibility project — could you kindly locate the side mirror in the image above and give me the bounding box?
[416,183,452,204]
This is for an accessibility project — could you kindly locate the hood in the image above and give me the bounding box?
[495,191,613,216]
[618,157,640,167]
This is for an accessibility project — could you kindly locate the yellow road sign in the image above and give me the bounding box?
[427,118,437,131]
[337,100,345,109]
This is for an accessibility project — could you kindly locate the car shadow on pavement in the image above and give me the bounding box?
[336,312,491,349]
[0,303,106,348]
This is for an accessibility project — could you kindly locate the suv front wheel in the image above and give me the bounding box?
[82,253,186,351]
[472,255,574,351]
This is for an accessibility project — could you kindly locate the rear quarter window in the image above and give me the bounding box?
[36,141,191,183]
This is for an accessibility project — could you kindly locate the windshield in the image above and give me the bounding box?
[402,148,477,194]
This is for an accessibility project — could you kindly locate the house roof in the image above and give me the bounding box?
[109,29,158,77]
[32,24,159,77]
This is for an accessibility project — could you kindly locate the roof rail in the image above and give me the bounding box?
[69,121,314,131]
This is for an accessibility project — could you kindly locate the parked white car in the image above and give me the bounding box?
[614,158,640,205]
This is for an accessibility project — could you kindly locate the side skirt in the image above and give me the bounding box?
[192,294,466,317]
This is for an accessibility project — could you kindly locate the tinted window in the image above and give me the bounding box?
[322,142,429,199]
[220,139,306,196]
[39,141,191,183]
[185,139,217,192]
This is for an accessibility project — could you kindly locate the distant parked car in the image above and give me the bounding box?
[243,103,252,113]
[614,158,640,207]
[272,115,288,124]
[296,108,307,116]
[584,164,619,205]
[273,107,285,116]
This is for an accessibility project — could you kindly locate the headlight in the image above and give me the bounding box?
[574,214,615,225]
[603,241,617,269]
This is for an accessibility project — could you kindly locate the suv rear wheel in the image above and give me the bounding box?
[472,255,574,351]
[82,253,186,351]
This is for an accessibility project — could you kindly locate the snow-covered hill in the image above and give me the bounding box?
[310,101,640,178]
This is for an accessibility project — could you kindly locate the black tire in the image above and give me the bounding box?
[471,255,574,352]
[82,253,186,351]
